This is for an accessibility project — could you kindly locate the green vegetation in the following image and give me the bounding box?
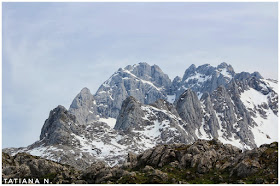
[117,173,149,184]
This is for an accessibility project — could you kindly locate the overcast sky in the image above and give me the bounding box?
[3,2,278,148]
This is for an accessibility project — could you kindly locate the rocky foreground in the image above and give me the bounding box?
[2,139,278,184]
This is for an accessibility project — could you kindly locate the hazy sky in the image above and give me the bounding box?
[3,2,278,148]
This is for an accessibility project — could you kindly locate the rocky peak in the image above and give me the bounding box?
[114,96,144,131]
[251,72,263,79]
[81,87,91,94]
[217,62,233,70]
[216,62,235,77]
[234,72,252,81]
[7,62,278,176]
[170,76,182,94]
[196,64,216,76]
[70,88,92,110]
[247,76,273,95]
[173,63,237,101]
[173,76,181,83]
[94,62,171,118]
[69,87,98,125]
[124,62,171,89]
[40,105,81,145]
[234,71,263,83]
[182,64,196,81]
[175,89,203,129]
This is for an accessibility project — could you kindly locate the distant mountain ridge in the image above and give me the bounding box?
[3,62,278,169]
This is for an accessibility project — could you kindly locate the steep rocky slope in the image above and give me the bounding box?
[3,140,278,184]
[3,96,196,169]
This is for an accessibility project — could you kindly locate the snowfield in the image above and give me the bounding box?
[241,87,278,147]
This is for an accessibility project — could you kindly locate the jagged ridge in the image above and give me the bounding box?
[3,62,278,170]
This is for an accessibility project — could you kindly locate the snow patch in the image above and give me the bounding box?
[185,72,212,83]
[262,79,278,93]
[123,70,162,91]
[166,94,176,103]
[99,118,117,128]
[241,87,278,147]
[240,88,268,109]
[250,108,278,147]
[218,68,232,79]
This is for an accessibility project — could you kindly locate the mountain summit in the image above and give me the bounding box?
[3,62,278,170]
[94,62,171,118]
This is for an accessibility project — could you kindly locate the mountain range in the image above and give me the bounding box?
[3,62,278,170]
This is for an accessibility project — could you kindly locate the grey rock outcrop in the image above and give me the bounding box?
[114,96,144,131]
[40,105,82,145]
[123,140,277,183]
[3,141,277,184]
[170,76,182,94]
[200,92,220,138]
[176,89,203,129]
[132,139,241,173]
[2,152,82,184]
[69,87,98,125]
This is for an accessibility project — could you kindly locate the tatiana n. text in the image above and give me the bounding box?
[3,178,50,184]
